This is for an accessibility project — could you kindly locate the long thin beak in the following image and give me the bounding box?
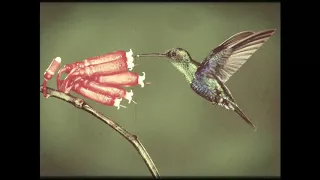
[136,53,166,58]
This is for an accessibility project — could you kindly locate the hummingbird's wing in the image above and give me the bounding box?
[198,29,276,83]
[216,31,255,50]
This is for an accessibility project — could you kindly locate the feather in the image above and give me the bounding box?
[198,29,276,83]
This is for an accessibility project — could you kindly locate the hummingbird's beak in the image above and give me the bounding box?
[136,52,166,58]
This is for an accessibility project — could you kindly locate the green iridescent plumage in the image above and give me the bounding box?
[137,29,276,130]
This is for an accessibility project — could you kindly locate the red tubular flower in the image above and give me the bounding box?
[73,82,124,109]
[42,57,62,97]
[84,49,134,71]
[93,71,146,88]
[81,79,134,103]
[60,52,135,92]
[58,49,135,92]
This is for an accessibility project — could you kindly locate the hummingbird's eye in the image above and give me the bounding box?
[171,52,177,57]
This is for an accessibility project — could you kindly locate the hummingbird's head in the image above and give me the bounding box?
[137,48,192,64]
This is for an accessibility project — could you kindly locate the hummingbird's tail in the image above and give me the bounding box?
[232,104,257,131]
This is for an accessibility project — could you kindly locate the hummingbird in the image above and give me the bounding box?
[137,29,276,131]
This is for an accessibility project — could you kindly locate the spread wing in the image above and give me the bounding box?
[197,29,276,83]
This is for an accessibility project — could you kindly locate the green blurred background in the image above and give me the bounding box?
[40,2,280,177]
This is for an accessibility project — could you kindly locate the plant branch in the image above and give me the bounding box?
[40,85,160,178]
